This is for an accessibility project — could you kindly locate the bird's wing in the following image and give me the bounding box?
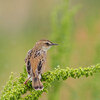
[30,51,45,76]
[30,55,42,75]
[25,49,32,63]
[25,49,32,75]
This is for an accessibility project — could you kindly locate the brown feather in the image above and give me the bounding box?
[24,40,57,90]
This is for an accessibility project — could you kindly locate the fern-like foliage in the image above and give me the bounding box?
[0,64,100,100]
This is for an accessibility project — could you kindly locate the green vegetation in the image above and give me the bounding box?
[49,0,76,99]
[1,64,100,100]
[0,0,100,100]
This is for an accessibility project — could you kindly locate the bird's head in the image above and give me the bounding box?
[36,40,58,51]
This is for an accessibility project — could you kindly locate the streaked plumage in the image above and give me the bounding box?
[24,40,58,90]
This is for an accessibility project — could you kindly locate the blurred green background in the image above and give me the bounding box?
[0,0,100,100]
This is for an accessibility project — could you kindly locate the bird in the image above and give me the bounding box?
[24,40,58,90]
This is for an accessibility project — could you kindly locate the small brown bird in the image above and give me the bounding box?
[24,40,58,90]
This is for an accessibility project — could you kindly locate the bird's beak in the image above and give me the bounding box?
[51,43,58,46]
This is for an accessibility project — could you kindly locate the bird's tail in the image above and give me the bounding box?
[32,76,43,90]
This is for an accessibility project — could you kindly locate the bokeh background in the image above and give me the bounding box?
[0,0,100,100]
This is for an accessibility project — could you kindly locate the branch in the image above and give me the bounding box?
[1,64,100,100]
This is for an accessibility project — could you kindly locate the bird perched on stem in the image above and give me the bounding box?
[24,40,58,90]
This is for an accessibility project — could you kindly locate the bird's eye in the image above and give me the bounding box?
[45,42,50,46]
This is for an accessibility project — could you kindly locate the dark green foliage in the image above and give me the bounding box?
[1,64,100,100]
